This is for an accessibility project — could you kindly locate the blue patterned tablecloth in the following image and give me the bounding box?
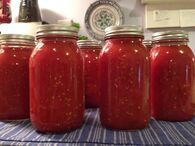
[0,109,194,146]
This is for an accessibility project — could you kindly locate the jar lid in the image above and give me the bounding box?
[105,25,143,37]
[36,24,79,37]
[143,40,152,45]
[0,34,35,44]
[152,30,189,41]
[77,40,101,47]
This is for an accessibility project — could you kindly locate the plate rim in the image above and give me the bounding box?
[85,0,124,40]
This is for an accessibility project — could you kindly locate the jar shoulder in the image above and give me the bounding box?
[30,42,82,63]
[101,42,148,59]
[151,45,194,60]
[0,47,32,63]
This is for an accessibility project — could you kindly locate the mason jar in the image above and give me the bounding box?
[0,34,35,120]
[29,24,84,132]
[151,30,195,121]
[78,40,101,108]
[99,26,150,130]
[143,40,153,52]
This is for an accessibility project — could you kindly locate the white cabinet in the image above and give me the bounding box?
[142,0,195,4]
[144,1,195,28]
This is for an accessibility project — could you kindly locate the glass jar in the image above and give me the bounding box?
[29,24,84,133]
[143,40,152,113]
[0,0,12,23]
[77,40,101,108]
[151,31,195,121]
[0,34,35,120]
[99,26,150,130]
[143,40,153,52]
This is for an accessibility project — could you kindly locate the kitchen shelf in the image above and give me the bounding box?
[0,109,194,146]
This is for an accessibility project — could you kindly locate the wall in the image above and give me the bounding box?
[10,0,195,52]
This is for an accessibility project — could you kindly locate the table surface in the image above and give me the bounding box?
[0,109,194,146]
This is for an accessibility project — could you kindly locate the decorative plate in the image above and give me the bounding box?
[85,0,124,40]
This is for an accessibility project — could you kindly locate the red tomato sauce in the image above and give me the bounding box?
[151,31,194,121]
[99,26,150,130]
[78,41,101,108]
[0,35,34,120]
[29,25,84,133]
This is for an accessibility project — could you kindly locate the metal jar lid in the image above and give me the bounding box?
[77,40,101,48]
[105,25,143,38]
[0,34,35,45]
[36,24,79,38]
[143,40,152,46]
[152,30,189,41]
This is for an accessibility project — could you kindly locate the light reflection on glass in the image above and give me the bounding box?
[0,49,5,54]
[134,49,138,53]
[153,52,159,58]
[137,65,141,88]
[53,48,57,52]
[179,50,184,54]
[185,65,189,82]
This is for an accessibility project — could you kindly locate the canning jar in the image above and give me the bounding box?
[29,24,84,132]
[99,26,150,130]
[143,40,152,111]
[0,34,34,120]
[143,40,153,52]
[78,40,101,108]
[151,31,195,121]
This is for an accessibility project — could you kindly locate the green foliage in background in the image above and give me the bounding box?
[72,22,80,29]
[72,21,88,40]
[79,35,88,40]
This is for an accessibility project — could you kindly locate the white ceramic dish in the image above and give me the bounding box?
[85,0,124,40]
